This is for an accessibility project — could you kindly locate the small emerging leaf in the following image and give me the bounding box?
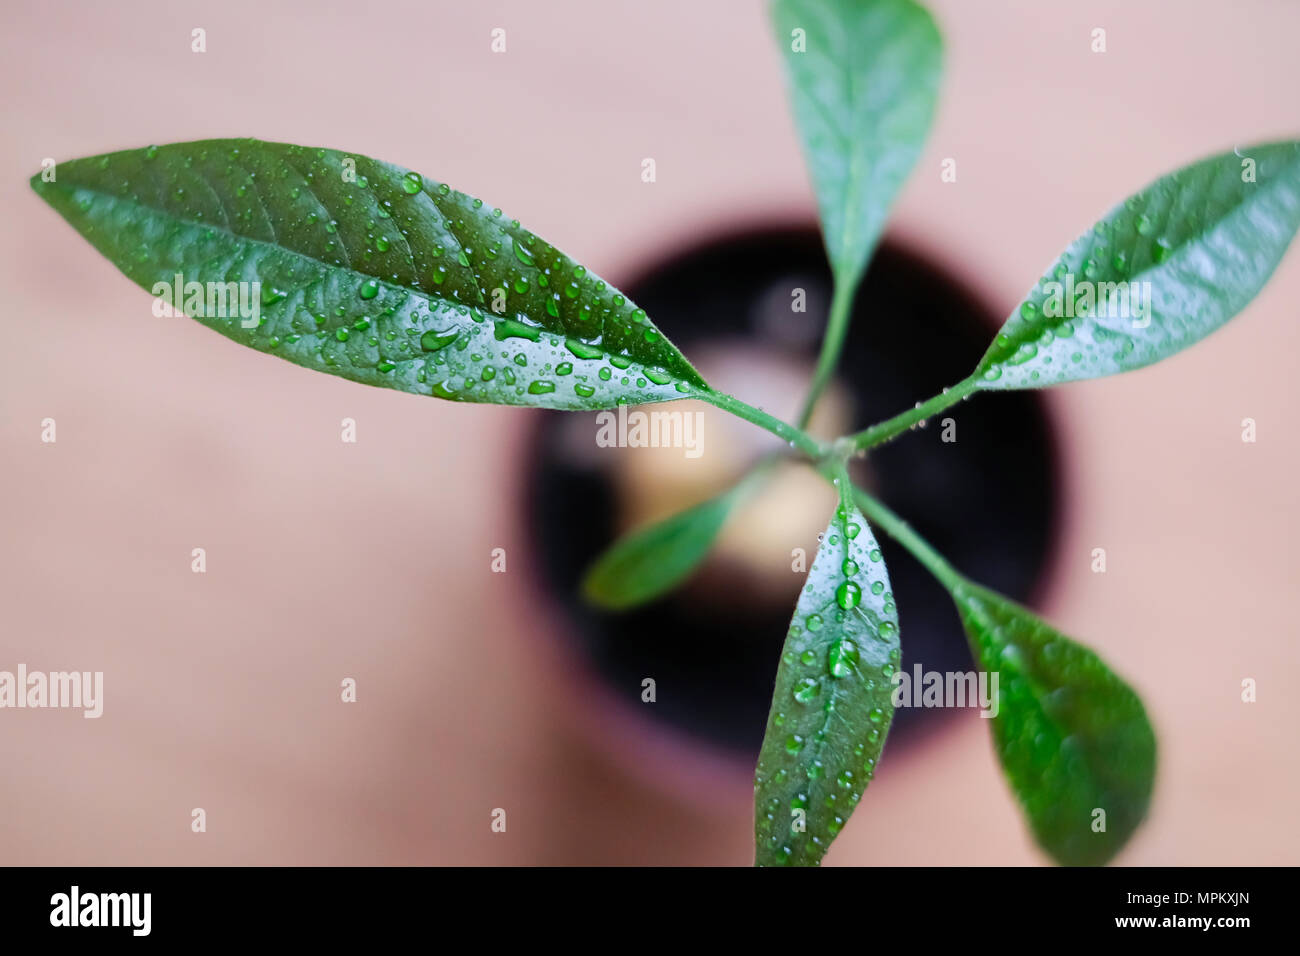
[31,139,707,410]
[953,582,1156,865]
[976,141,1300,389]
[582,485,744,610]
[772,0,941,290]
[754,501,899,866]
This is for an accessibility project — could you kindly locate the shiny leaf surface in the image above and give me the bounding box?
[32,139,707,409]
[754,499,899,866]
[953,582,1156,865]
[976,141,1300,389]
[772,0,941,290]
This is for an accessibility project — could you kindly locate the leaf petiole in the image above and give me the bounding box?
[848,375,978,452]
[849,482,963,592]
[796,280,857,429]
[693,387,830,460]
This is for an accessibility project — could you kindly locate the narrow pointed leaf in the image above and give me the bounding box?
[975,141,1300,389]
[953,581,1156,865]
[31,139,707,409]
[754,502,899,866]
[772,0,941,290]
[582,485,744,610]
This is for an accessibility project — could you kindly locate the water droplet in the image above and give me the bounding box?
[514,239,536,267]
[841,559,859,577]
[375,236,390,252]
[401,172,422,195]
[573,383,595,398]
[785,735,805,754]
[805,614,823,632]
[358,278,380,300]
[566,338,603,360]
[420,328,459,351]
[528,380,556,395]
[828,639,859,678]
[260,286,287,306]
[794,679,820,704]
[493,318,541,342]
[835,581,862,610]
[1007,342,1038,366]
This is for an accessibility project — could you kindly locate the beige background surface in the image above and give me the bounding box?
[1,0,1297,864]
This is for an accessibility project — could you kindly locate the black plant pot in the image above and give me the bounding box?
[525,225,1061,765]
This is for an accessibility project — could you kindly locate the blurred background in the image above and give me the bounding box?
[2,0,1298,865]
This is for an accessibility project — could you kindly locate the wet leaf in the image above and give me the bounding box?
[32,139,707,409]
[976,141,1300,389]
[754,499,898,866]
[953,582,1156,865]
[772,0,941,291]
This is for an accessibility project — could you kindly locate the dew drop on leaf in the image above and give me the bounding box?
[828,639,860,678]
[835,581,862,610]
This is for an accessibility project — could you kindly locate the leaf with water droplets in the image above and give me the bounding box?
[30,139,707,409]
[753,501,899,866]
[772,0,941,291]
[975,141,1300,389]
[953,581,1156,865]
[582,482,747,610]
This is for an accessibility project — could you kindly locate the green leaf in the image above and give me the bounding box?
[582,484,745,610]
[754,499,899,866]
[975,141,1300,389]
[772,0,941,290]
[952,581,1156,865]
[31,139,707,409]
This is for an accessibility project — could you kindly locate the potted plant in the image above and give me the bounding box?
[31,0,1300,866]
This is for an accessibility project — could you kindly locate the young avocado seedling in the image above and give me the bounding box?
[32,0,1300,865]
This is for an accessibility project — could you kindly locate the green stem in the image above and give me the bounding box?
[850,483,964,592]
[797,280,857,429]
[848,376,978,451]
[695,388,829,460]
